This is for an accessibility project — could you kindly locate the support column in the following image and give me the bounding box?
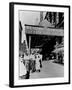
[40,11,43,22]
[29,36,31,54]
[51,12,54,24]
[56,12,59,24]
[48,12,50,22]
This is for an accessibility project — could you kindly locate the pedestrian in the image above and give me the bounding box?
[19,54,27,79]
[39,54,43,68]
[30,53,36,73]
[24,53,30,79]
[35,54,41,72]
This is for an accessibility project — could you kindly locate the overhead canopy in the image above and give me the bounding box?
[25,18,64,36]
[25,25,64,36]
[52,47,64,53]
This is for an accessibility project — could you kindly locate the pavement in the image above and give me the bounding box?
[30,60,64,79]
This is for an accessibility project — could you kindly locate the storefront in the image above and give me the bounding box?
[52,44,64,64]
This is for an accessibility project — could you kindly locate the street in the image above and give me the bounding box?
[30,60,64,79]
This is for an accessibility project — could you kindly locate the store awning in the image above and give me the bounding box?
[52,47,64,53]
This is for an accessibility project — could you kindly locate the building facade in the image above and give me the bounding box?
[40,11,64,28]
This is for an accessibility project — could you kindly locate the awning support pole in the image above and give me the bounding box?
[29,36,31,54]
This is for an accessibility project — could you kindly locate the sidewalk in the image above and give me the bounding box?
[30,60,64,79]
